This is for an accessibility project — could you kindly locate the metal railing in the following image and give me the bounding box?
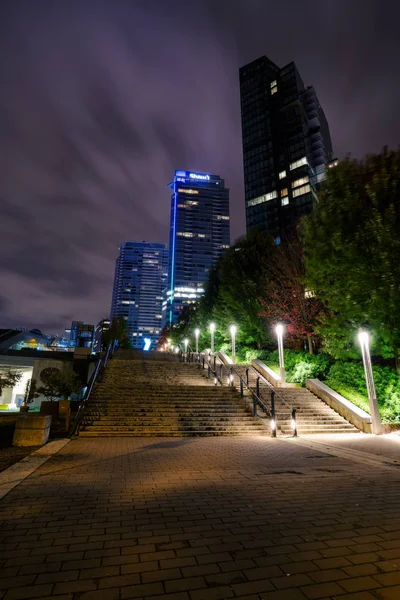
[185,350,279,435]
[184,349,297,437]
[73,340,117,435]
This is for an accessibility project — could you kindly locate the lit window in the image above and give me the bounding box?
[279,170,287,179]
[185,200,198,206]
[280,188,288,197]
[216,215,230,220]
[247,190,277,207]
[292,184,311,197]
[198,234,205,238]
[281,198,289,206]
[289,157,308,170]
[178,188,199,194]
[292,175,309,188]
[177,232,193,237]
[271,86,278,95]
[270,80,277,88]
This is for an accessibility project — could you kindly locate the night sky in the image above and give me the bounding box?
[1,0,399,333]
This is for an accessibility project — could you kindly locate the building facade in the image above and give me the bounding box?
[167,170,230,323]
[110,242,168,350]
[93,319,110,353]
[240,56,334,240]
[69,321,94,349]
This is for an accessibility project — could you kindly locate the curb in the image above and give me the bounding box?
[0,439,70,500]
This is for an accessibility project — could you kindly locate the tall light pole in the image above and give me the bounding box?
[358,330,381,435]
[275,324,286,384]
[195,329,200,354]
[210,322,216,354]
[230,325,237,364]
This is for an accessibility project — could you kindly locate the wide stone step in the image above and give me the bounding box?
[79,431,268,437]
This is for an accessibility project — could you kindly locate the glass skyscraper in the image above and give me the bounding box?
[110,242,169,350]
[240,56,334,240]
[167,170,230,323]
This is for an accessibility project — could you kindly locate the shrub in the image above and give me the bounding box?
[326,361,400,423]
[243,348,270,364]
[266,349,331,384]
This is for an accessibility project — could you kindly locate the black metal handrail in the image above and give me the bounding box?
[186,349,297,437]
[73,341,116,435]
[188,350,275,432]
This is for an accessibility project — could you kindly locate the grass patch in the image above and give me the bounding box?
[325,382,370,414]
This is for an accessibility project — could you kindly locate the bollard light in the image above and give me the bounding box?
[195,328,200,354]
[357,330,382,434]
[184,338,188,353]
[230,325,237,364]
[209,322,216,354]
[275,323,286,383]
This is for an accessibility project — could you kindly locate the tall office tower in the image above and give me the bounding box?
[110,242,169,350]
[167,170,230,324]
[240,56,334,240]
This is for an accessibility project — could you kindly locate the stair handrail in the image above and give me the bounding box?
[72,341,116,436]
[193,351,275,433]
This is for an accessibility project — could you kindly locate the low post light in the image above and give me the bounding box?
[195,328,200,354]
[358,330,382,435]
[230,325,237,364]
[275,324,286,384]
[209,322,216,354]
[184,338,188,354]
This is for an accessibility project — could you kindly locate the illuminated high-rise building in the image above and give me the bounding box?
[167,170,230,323]
[110,242,168,350]
[240,56,334,240]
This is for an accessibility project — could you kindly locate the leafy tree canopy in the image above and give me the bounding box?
[302,148,400,371]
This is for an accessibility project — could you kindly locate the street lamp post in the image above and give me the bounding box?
[210,323,216,354]
[195,329,200,354]
[230,325,237,364]
[275,324,286,384]
[358,330,382,435]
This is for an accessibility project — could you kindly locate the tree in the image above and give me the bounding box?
[302,149,400,371]
[38,369,82,401]
[0,370,22,396]
[103,317,132,349]
[208,231,275,348]
[259,237,323,354]
[23,378,40,406]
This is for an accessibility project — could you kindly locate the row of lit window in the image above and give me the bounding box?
[292,184,311,197]
[247,190,278,207]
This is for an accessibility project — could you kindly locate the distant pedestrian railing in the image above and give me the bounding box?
[73,340,117,436]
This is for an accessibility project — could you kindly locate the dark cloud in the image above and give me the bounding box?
[0,0,399,332]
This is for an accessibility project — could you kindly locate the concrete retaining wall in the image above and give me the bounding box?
[306,379,372,433]
[218,351,232,365]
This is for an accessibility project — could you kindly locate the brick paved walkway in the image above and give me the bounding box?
[0,437,399,599]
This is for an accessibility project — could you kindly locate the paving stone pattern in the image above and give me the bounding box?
[0,436,399,599]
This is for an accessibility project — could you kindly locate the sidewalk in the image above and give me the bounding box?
[300,432,400,463]
[0,436,399,599]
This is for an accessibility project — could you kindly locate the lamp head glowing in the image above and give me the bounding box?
[275,323,284,337]
[209,322,216,332]
[195,328,200,338]
[230,325,237,336]
[358,330,370,346]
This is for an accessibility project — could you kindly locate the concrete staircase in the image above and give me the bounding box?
[78,352,268,437]
[229,365,359,435]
